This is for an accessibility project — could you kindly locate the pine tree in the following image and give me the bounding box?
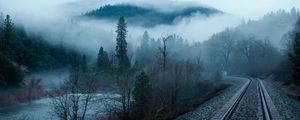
[136,31,151,64]
[2,15,13,54]
[296,16,300,32]
[115,16,130,73]
[69,54,81,93]
[289,32,300,85]
[141,31,149,49]
[0,13,4,56]
[291,7,297,15]
[0,14,24,88]
[132,71,152,117]
[0,13,4,31]
[97,46,110,71]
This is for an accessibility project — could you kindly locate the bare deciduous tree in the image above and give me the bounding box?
[208,29,239,70]
[159,37,168,72]
[50,73,98,120]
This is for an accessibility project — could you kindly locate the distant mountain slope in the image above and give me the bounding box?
[235,9,300,48]
[0,15,81,88]
[203,9,300,48]
[84,4,221,27]
[1,26,79,72]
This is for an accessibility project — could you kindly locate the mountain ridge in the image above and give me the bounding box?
[83,4,221,27]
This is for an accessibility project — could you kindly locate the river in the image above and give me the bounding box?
[0,93,120,120]
[0,70,120,120]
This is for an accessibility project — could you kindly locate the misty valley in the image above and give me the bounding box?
[1,0,300,120]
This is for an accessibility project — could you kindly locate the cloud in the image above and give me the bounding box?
[128,13,240,43]
[175,0,300,20]
[0,0,261,57]
[0,0,116,56]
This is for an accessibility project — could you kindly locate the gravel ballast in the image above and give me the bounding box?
[263,81,300,120]
[230,79,261,120]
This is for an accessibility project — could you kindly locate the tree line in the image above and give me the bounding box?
[0,14,80,88]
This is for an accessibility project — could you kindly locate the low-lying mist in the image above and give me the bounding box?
[0,0,242,57]
[0,0,297,59]
[26,69,69,90]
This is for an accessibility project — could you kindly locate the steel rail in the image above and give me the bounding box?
[220,79,252,120]
[258,79,271,120]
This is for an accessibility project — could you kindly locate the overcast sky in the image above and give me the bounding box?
[1,0,299,20]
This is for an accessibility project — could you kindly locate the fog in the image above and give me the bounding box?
[26,69,69,90]
[0,0,242,56]
[1,1,300,119]
[177,0,300,20]
[0,0,298,56]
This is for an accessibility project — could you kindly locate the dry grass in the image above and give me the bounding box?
[172,82,231,119]
[0,77,45,107]
[265,77,300,100]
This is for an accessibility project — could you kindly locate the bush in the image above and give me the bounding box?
[212,70,222,83]
[132,71,152,119]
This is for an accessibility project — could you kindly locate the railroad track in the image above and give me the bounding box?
[212,78,281,120]
[258,79,271,120]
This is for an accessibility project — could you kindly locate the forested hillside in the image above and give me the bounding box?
[0,14,79,88]
[197,9,300,77]
[84,4,221,27]
[236,8,300,48]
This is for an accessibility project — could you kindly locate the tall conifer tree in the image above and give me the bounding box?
[289,33,300,84]
[289,17,300,85]
[115,16,130,73]
[3,15,13,46]
[97,46,110,71]
[1,15,13,55]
